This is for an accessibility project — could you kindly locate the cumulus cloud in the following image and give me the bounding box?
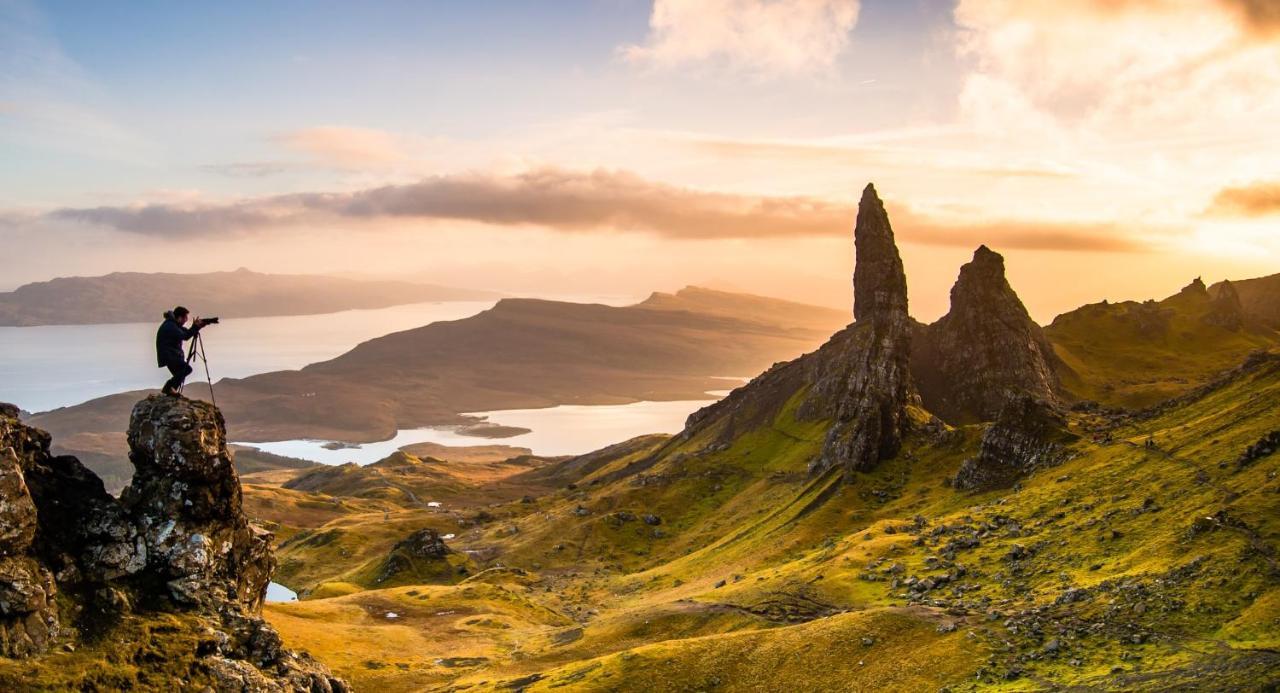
[622,0,860,75]
[953,0,1280,135]
[45,167,1146,252]
[1206,180,1280,216]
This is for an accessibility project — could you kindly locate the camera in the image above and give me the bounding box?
[198,316,220,326]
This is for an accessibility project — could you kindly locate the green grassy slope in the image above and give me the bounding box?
[1045,282,1278,408]
[262,350,1280,691]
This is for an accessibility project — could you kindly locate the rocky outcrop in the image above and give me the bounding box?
[375,528,460,586]
[914,246,1061,424]
[953,397,1077,491]
[0,397,346,690]
[123,396,274,611]
[852,184,909,324]
[0,406,60,658]
[1204,279,1246,331]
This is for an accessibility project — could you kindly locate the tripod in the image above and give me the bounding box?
[185,331,217,408]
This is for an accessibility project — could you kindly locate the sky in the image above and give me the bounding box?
[2,0,1278,322]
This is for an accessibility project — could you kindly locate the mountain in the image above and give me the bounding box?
[29,288,850,485]
[230,185,1277,691]
[0,268,499,326]
[0,397,347,690]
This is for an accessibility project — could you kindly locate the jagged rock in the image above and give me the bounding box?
[123,395,274,611]
[0,411,61,657]
[0,448,37,556]
[914,246,1061,423]
[805,184,915,476]
[852,184,909,324]
[20,448,145,584]
[0,400,347,689]
[954,397,1078,491]
[1204,279,1245,331]
[0,556,58,657]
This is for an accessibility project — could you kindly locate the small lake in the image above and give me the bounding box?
[0,294,637,413]
[238,394,738,465]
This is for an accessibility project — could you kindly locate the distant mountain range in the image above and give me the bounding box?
[28,286,852,488]
[0,268,500,326]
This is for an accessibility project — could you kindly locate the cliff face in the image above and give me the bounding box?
[0,396,345,691]
[914,245,1061,424]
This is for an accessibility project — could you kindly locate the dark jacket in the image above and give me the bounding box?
[156,312,201,367]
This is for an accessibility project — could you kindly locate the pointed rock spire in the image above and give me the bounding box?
[913,245,1061,424]
[853,184,909,324]
[805,184,914,477]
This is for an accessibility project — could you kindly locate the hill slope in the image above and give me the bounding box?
[1045,277,1278,408]
[0,267,498,325]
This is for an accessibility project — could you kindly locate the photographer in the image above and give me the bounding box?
[156,306,215,396]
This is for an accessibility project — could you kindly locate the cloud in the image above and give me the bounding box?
[682,135,1078,179]
[888,207,1147,253]
[271,126,407,167]
[1214,0,1280,38]
[622,0,860,75]
[1206,180,1280,216]
[953,0,1280,134]
[44,167,1147,252]
[198,162,297,178]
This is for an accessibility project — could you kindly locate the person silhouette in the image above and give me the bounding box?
[155,306,212,396]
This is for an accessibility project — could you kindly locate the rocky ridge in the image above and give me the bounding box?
[0,396,346,691]
[686,184,1068,481]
